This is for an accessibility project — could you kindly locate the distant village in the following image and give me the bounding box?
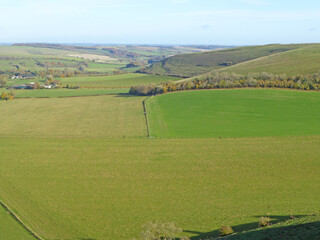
[10,74,59,90]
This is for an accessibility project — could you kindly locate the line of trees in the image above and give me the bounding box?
[130,72,320,96]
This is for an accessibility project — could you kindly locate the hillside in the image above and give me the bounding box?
[220,215,320,240]
[220,44,320,75]
[140,44,308,77]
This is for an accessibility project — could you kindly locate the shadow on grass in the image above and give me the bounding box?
[185,215,307,240]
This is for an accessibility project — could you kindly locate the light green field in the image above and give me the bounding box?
[221,44,320,75]
[0,136,319,239]
[0,204,36,240]
[0,95,146,138]
[58,73,180,88]
[146,89,320,138]
[1,88,320,240]
[13,88,128,98]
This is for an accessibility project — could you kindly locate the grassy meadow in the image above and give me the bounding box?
[221,44,320,75]
[13,88,129,98]
[0,136,319,239]
[0,204,36,240]
[58,73,180,88]
[146,89,320,138]
[0,95,146,138]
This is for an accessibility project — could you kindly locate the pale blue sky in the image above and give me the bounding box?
[0,0,319,45]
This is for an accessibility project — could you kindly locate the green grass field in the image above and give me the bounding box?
[1,84,320,239]
[0,204,36,240]
[0,95,146,138]
[0,136,319,239]
[58,73,180,88]
[13,88,128,98]
[221,44,320,75]
[146,89,320,138]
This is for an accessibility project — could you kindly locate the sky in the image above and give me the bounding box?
[0,0,319,45]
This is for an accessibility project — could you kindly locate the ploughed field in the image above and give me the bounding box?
[0,89,320,239]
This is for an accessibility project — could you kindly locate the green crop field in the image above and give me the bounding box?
[13,88,128,98]
[0,136,319,239]
[1,45,320,240]
[0,95,146,138]
[58,73,180,88]
[146,89,320,138]
[0,204,36,240]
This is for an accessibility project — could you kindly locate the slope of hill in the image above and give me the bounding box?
[140,44,308,77]
[221,215,320,240]
[220,44,320,75]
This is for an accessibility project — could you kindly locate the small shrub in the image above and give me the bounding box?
[259,217,271,227]
[140,221,182,240]
[219,226,234,236]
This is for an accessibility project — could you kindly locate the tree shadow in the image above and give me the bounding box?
[184,215,307,240]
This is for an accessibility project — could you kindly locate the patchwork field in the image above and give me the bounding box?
[1,74,320,239]
[0,136,319,239]
[146,89,320,138]
[58,73,180,88]
[0,95,146,138]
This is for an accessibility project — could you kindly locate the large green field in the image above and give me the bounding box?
[0,95,146,138]
[58,73,180,88]
[146,89,320,138]
[0,136,319,239]
[0,204,36,240]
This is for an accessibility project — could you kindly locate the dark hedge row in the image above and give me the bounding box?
[129,72,320,96]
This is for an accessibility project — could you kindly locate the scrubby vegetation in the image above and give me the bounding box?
[219,226,234,236]
[140,222,182,240]
[1,90,15,100]
[130,71,320,96]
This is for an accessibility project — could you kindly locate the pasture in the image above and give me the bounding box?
[222,44,320,75]
[13,88,128,98]
[0,95,146,138]
[0,204,36,240]
[58,73,180,88]
[146,89,320,138]
[0,136,319,239]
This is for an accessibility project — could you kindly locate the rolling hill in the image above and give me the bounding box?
[140,44,310,77]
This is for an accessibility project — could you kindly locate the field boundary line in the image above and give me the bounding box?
[143,96,151,138]
[0,199,44,240]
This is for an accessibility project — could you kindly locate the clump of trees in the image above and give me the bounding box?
[1,90,15,100]
[130,72,320,96]
[140,222,182,240]
[0,75,7,88]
